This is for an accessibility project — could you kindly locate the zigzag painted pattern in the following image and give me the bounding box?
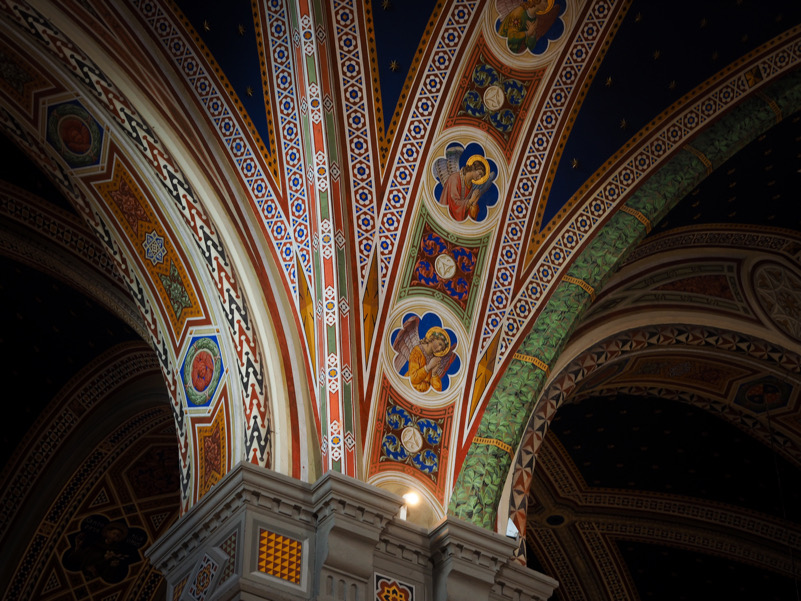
[1,0,271,479]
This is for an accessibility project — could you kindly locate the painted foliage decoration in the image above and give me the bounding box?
[397,208,491,328]
[462,65,528,138]
[495,0,566,54]
[370,376,455,501]
[413,229,479,308]
[391,312,460,393]
[445,36,545,158]
[433,143,499,223]
[381,404,444,477]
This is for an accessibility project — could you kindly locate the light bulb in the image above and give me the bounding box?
[403,491,420,506]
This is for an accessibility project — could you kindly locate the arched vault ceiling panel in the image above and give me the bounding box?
[545,0,801,229]
[550,394,801,513]
[0,1,275,509]
[0,257,141,466]
[120,0,801,519]
[574,223,801,351]
[507,321,801,555]
[503,214,801,548]
[20,0,801,532]
[359,0,441,148]
[527,404,801,601]
[173,0,275,157]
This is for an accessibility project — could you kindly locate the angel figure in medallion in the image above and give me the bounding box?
[433,143,498,223]
[497,0,562,54]
[391,313,460,393]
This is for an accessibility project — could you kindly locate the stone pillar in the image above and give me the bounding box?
[146,463,558,601]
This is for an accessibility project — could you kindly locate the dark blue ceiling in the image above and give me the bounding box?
[175,0,272,154]
[651,111,801,235]
[544,0,801,228]
[551,394,801,521]
[173,0,439,155]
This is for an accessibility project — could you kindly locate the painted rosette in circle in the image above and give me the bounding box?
[183,337,223,406]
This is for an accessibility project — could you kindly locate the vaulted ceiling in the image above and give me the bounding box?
[1,1,800,600]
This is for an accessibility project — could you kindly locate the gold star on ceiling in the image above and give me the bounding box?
[389,60,399,72]
[203,19,211,32]
[238,24,245,36]
[246,86,254,97]
[382,0,392,9]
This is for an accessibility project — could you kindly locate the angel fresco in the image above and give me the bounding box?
[62,515,146,583]
[496,0,564,55]
[433,143,498,223]
[391,313,460,393]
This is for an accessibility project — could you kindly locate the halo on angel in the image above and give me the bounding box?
[391,313,460,393]
[432,142,499,223]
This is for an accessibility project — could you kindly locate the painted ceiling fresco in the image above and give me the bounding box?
[142,0,801,518]
[1,0,801,599]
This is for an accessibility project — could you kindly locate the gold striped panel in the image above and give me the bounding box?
[473,437,514,459]
[513,352,550,376]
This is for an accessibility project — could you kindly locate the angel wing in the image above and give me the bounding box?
[432,146,463,190]
[496,0,521,21]
[392,316,421,374]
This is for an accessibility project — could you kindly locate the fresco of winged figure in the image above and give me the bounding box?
[392,314,458,393]
[433,144,498,222]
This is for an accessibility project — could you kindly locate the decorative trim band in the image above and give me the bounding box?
[683,144,714,175]
[756,91,783,123]
[473,437,514,459]
[513,352,551,376]
[562,275,596,300]
[619,205,652,233]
